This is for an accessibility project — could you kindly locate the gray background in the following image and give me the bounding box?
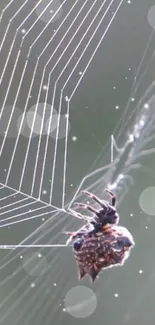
[0,0,155,324]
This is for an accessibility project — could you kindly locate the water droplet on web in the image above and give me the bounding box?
[21,29,26,34]
[72,136,77,141]
[30,283,36,288]
[144,103,149,109]
[114,293,119,298]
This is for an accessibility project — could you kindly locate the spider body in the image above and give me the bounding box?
[67,189,119,244]
[73,225,134,282]
[66,190,134,283]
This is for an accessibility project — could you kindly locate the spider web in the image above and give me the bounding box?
[0,0,124,247]
[1,0,155,324]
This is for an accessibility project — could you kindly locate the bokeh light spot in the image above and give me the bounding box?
[148,6,155,29]
[46,114,71,139]
[22,252,48,276]
[36,0,63,23]
[64,286,97,318]
[26,111,42,135]
[139,187,155,215]
[0,106,22,138]
[17,113,34,138]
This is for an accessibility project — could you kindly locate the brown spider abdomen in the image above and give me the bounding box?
[73,226,134,283]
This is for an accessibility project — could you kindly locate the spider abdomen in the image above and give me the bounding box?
[73,226,134,283]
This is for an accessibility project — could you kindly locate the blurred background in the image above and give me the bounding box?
[0,0,155,324]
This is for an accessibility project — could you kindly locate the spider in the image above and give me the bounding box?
[74,228,134,282]
[65,190,134,282]
[78,188,119,231]
[66,189,119,249]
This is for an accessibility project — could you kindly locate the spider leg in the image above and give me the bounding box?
[64,230,84,246]
[64,231,77,236]
[74,202,99,215]
[64,232,76,246]
[68,207,91,222]
[105,189,116,206]
[76,212,92,222]
[81,190,108,209]
[65,223,92,246]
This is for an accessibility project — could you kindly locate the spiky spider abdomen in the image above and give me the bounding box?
[73,225,134,283]
[66,190,135,283]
